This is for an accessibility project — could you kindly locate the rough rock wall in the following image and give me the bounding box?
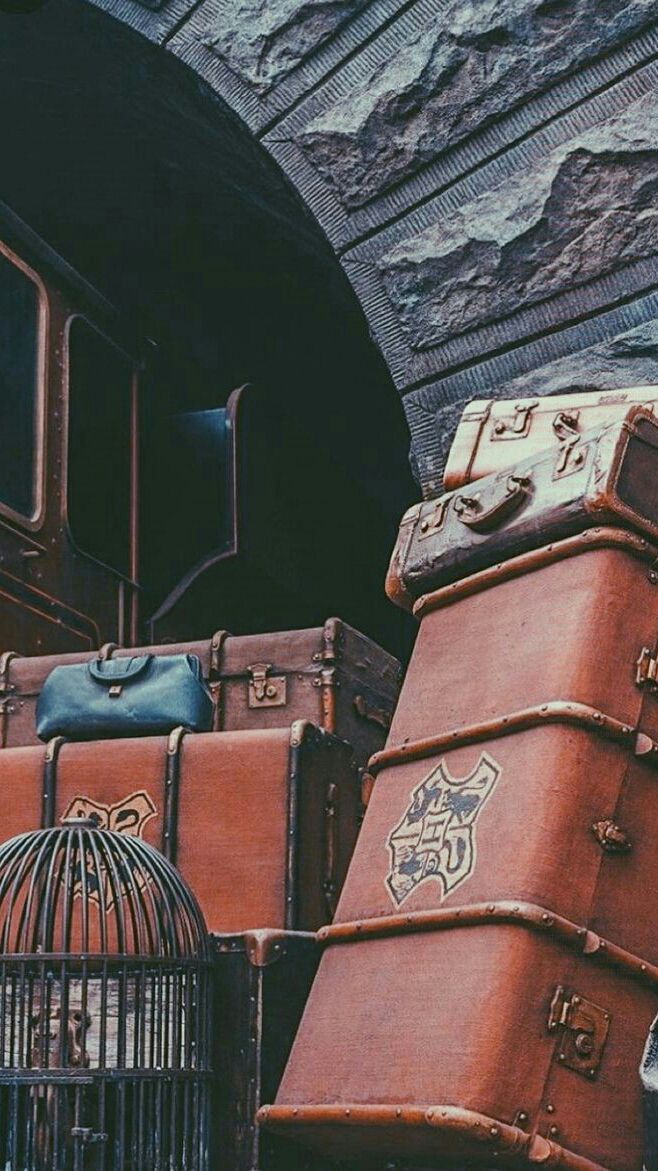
[83,0,658,495]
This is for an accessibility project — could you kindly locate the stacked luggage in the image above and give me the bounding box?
[0,620,401,1171]
[261,393,658,1170]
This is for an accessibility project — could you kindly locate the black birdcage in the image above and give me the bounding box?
[0,818,212,1170]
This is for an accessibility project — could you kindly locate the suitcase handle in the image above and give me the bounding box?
[88,655,152,685]
[454,474,531,532]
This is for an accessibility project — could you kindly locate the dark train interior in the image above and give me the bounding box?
[0,0,417,660]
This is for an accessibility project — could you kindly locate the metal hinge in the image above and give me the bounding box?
[247,663,287,708]
[547,986,610,1079]
[491,400,538,440]
[637,646,658,691]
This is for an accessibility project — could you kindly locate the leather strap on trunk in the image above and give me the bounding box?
[0,651,21,748]
[368,700,650,777]
[163,725,190,864]
[42,736,68,827]
[40,727,191,861]
[209,630,230,731]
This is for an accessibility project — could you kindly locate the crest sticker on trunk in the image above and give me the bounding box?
[386,753,500,907]
[61,792,157,909]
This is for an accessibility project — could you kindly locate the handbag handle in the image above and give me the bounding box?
[454,474,531,533]
[88,656,152,685]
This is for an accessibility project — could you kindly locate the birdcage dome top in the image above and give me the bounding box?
[0,819,208,960]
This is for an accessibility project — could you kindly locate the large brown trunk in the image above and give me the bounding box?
[0,723,360,933]
[0,619,400,767]
[210,929,326,1171]
[263,529,658,1170]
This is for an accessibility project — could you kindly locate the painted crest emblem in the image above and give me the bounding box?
[385,753,500,907]
[61,791,157,909]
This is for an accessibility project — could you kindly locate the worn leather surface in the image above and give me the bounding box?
[3,621,399,764]
[444,386,658,492]
[0,725,359,934]
[387,408,658,607]
[272,536,658,1169]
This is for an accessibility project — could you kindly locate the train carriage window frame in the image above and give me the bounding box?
[64,314,140,586]
[0,240,47,532]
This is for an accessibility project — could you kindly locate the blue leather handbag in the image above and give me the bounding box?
[36,654,214,741]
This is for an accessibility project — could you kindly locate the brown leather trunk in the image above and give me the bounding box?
[443,387,658,492]
[262,528,658,1170]
[0,618,400,766]
[210,929,329,1171]
[0,722,359,933]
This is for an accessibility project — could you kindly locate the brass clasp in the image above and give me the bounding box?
[547,986,610,1079]
[247,663,287,708]
[491,400,538,441]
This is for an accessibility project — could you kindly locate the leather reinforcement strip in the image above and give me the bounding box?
[315,900,658,991]
[256,1103,609,1169]
[413,526,658,619]
[42,735,67,827]
[368,700,658,776]
[163,725,190,865]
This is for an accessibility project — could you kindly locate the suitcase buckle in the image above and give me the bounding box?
[247,663,287,708]
[418,498,448,540]
[547,986,610,1079]
[490,400,538,440]
[637,646,658,691]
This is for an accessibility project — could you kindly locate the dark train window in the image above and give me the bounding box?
[67,318,134,578]
[0,250,41,520]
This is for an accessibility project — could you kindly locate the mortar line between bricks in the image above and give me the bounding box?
[334,32,658,258]
[396,278,658,400]
[256,0,423,140]
[162,0,208,48]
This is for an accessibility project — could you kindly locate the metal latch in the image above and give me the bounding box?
[591,818,632,854]
[108,684,123,698]
[71,1128,109,1144]
[547,986,610,1079]
[637,646,658,691]
[418,498,448,540]
[247,663,287,708]
[552,409,580,441]
[491,400,538,440]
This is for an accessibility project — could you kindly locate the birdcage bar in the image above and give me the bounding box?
[0,820,211,1170]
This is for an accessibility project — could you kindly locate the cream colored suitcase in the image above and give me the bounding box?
[443,386,658,491]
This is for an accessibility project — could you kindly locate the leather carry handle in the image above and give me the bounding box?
[88,655,152,685]
[454,474,531,533]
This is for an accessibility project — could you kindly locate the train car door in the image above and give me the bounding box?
[0,216,143,656]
